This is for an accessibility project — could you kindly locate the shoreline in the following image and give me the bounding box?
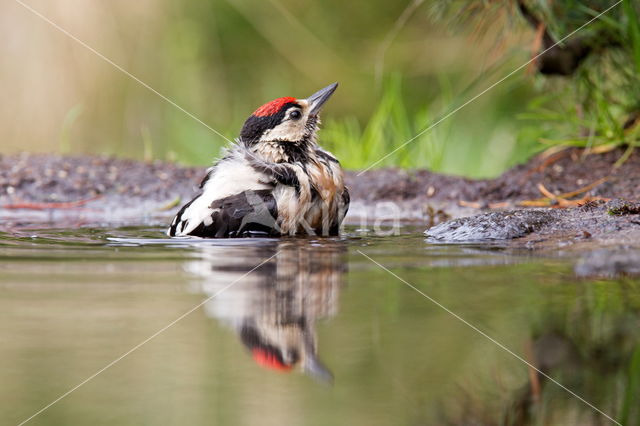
[1,149,639,260]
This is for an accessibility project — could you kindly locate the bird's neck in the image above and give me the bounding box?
[252,138,316,164]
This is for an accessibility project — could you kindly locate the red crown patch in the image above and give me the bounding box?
[251,348,293,372]
[253,97,297,117]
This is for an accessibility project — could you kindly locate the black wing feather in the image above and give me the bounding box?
[168,198,196,236]
[176,189,279,238]
[329,187,350,236]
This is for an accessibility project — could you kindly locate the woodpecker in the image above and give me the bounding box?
[168,83,349,238]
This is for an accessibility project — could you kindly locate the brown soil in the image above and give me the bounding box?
[0,153,201,204]
[347,147,640,205]
[426,198,640,247]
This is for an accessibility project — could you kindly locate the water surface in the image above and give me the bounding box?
[1,225,638,425]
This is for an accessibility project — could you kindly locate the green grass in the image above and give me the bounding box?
[515,0,640,163]
[320,74,539,177]
[321,76,450,172]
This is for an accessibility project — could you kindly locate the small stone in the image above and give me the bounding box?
[425,209,555,241]
[426,186,435,197]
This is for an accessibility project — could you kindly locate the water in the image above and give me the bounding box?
[1,225,638,426]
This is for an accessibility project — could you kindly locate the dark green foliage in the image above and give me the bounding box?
[517,0,640,157]
[433,0,640,161]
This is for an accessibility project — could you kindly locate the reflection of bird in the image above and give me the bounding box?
[187,241,346,382]
[168,83,349,238]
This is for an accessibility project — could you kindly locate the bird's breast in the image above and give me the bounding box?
[272,157,345,235]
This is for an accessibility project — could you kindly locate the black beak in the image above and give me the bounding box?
[306,82,338,117]
[303,354,333,384]
[301,329,333,384]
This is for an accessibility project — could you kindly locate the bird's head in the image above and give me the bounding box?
[240,321,333,383]
[239,83,338,146]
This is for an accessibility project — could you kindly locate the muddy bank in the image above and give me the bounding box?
[0,153,201,226]
[426,199,640,246]
[351,147,640,203]
[425,199,640,277]
[1,149,639,257]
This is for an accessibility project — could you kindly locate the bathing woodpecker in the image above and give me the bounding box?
[168,83,349,238]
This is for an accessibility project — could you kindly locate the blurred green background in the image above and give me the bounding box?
[1,0,638,177]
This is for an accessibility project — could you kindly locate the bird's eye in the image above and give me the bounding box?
[289,110,302,120]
